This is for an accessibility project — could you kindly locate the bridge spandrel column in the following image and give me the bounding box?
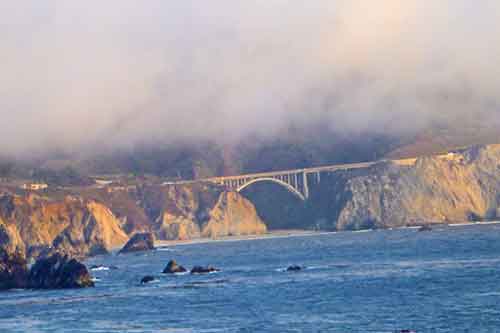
[303,172,309,199]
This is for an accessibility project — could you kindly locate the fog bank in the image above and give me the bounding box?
[1,1,499,156]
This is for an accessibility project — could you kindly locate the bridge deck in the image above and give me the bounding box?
[206,161,377,183]
[162,160,389,186]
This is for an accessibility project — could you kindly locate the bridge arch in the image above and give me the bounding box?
[236,177,306,201]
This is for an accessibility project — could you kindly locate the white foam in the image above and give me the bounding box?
[353,229,373,233]
[157,247,177,252]
[91,266,110,271]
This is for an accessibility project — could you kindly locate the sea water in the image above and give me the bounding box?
[1,224,500,332]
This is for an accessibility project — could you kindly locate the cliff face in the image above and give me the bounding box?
[4,143,498,257]
[202,192,267,238]
[148,184,267,240]
[0,193,129,259]
[0,218,28,290]
[309,144,500,230]
[0,182,268,258]
[0,216,25,256]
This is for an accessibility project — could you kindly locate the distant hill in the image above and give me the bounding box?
[2,122,499,182]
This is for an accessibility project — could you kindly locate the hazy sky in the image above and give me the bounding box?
[1,1,499,156]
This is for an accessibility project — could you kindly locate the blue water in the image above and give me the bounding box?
[2,224,500,332]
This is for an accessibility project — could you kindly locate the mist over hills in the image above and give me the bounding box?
[1,122,499,184]
[1,1,500,180]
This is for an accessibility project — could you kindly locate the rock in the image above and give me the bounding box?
[201,192,267,239]
[152,184,267,241]
[28,253,94,289]
[119,233,155,254]
[286,265,303,272]
[0,248,28,290]
[0,219,28,290]
[140,275,156,284]
[162,260,187,274]
[190,265,220,274]
[418,225,432,232]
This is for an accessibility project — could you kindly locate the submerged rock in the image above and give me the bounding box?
[140,275,156,284]
[28,253,94,289]
[119,233,155,254]
[162,260,187,274]
[190,265,220,274]
[418,225,432,232]
[286,265,303,272]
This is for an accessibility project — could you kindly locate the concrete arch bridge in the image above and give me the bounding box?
[200,162,378,201]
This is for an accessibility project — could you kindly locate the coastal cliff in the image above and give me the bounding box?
[0,183,267,258]
[0,193,128,259]
[146,184,267,240]
[307,144,500,230]
[1,144,499,259]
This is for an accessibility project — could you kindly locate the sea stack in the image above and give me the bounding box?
[119,233,155,254]
[162,260,187,274]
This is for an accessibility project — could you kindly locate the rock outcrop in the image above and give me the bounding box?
[162,260,187,274]
[119,232,155,254]
[0,248,28,290]
[286,265,303,272]
[27,253,94,289]
[201,192,267,238]
[140,275,156,284]
[190,265,220,274]
[150,184,267,240]
[0,218,28,290]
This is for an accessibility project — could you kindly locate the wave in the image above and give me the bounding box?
[156,247,178,252]
[90,266,110,271]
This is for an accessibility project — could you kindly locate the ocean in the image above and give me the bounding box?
[2,224,500,332]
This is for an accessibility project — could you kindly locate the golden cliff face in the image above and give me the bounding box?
[0,193,129,258]
[86,201,129,249]
[153,184,267,240]
[202,192,267,238]
[0,181,269,258]
[0,216,25,256]
[333,144,500,230]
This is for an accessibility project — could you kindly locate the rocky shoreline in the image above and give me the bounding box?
[1,144,500,290]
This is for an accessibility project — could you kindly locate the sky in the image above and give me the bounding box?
[1,1,500,156]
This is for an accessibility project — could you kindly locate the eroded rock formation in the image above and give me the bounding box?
[119,232,155,254]
[151,184,267,240]
[0,218,28,290]
[27,253,94,289]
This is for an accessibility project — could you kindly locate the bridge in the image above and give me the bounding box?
[162,161,389,201]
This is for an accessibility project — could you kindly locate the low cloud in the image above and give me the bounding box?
[1,1,499,157]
